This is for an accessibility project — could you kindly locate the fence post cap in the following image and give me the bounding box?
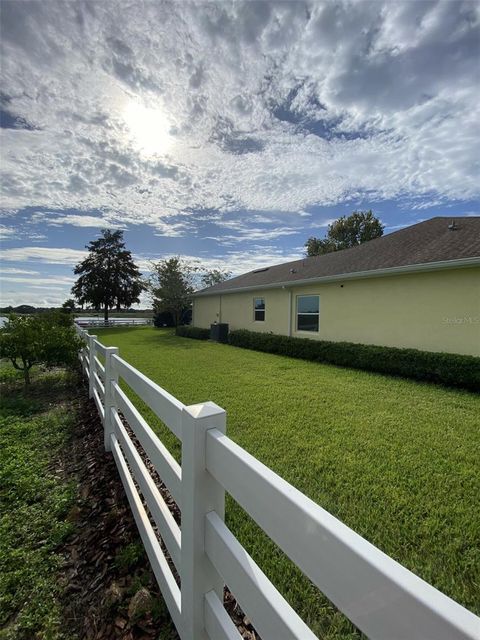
[183,401,225,419]
[105,346,119,353]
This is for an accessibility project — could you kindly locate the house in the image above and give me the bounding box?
[193,217,480,356]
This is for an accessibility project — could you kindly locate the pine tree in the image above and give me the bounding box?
[72,229,145,321]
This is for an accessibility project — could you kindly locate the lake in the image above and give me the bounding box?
[0,316,152,328]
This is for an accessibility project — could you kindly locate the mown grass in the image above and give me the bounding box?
[0,365,77,640]
[96,327,480,638]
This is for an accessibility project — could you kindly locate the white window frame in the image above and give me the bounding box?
[296,295,320,333]
[254,297,265,322]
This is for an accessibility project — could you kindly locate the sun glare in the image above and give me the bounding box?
[123,101,173,157]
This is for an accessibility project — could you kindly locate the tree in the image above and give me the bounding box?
[305,210,384,257]
[72,229,145,321]
[149,257,196,327]
[304,237,337,257]
[62,298,76,313]
[201,269,231,288]
[0,312,83,386]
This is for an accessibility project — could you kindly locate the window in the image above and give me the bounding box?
[254,297,265,322]
[296,295,319,332]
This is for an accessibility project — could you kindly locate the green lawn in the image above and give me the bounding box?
[0,367,77,640]
[95,327,480,638]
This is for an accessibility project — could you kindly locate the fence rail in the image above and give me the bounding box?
[75,324,480,640]
[75,317,153,328]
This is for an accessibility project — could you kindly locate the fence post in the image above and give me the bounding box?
[88,334,97,399]
[82,331,89,371]
[181,402,226,640]
[103,346,119,452]
[78,326,86,363]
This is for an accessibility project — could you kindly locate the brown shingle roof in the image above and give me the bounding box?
[195,217,480,296]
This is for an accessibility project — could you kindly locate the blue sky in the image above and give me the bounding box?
[1,1,479,307]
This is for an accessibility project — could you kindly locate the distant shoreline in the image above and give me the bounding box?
[0,307,153,318]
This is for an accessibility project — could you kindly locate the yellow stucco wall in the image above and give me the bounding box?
[193,287,290,334]
[193,267,480,356]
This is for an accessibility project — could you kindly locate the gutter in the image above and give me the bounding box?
[193,256,480,297]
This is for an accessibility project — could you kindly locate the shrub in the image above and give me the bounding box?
[154,308,192,328]
[227,329,480,391]
[175,325,210,340]
[153,310,175,328]
[0,312,83,386]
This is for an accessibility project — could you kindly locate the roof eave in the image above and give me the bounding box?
[193,256,480,297]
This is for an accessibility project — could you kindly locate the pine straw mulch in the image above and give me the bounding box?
[58,378,260,640]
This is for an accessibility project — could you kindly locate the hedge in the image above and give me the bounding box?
[175,325,210,340]
[227,329,480,391]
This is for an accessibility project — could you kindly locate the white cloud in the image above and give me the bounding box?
[209,247,304,276]
[143,246,304,279]
[46,215,126,229]
[203,225,300,244]
[0,220,46,241]
[0,246,87,265]
[0,289,71,308]
[0,266,77,308]
[0,267,40,275]
[0,0,478,230]
[0,242,302,307]
[0,225,17,239]
[1,275,75,286]
[383,223,412,231]
[0,246,152,284]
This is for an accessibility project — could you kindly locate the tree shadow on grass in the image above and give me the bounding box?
[0,367,79,418]
[97,327,212,351]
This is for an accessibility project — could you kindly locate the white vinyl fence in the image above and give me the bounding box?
[75,317,152,328]
[75,324,479,640]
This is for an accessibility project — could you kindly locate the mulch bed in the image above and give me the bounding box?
[58,377,260,639]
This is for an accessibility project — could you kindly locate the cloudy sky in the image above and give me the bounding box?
[1,0,479,307]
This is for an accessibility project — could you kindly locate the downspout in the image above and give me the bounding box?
[219,295,222,323]
[288,289,292,337]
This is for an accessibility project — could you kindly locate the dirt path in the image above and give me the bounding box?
[58,384,178,640]
[58,380,259,640]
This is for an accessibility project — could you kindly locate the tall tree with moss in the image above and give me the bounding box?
[72,229,145,322]
[305,210,384,257]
